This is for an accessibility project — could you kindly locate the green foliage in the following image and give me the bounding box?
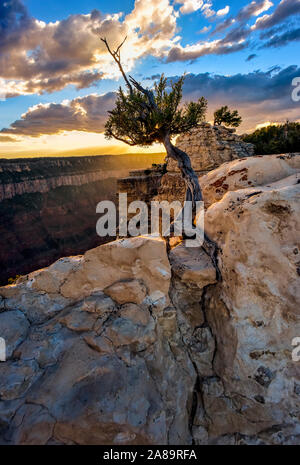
[213,105,242,127]
[105,75,207,146]
[242,122,300,155]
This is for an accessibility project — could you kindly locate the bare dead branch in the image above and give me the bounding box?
[100,36,133,94]
[115,36,127,56]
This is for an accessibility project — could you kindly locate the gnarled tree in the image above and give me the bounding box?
[101,37,207,206]
[101,37,219,268]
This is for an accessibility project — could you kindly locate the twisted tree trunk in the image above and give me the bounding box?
[163,133,221,278]
[163,133,203,205]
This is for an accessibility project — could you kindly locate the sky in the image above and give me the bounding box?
[0,0,299,157]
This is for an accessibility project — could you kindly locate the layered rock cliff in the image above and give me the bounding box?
[167,123,254,174]
[117,165,165,205]
[0,155,163,202]
[0,154,164,284]
[0,153,299,445]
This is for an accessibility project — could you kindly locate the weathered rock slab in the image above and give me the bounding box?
[169,242,217,288]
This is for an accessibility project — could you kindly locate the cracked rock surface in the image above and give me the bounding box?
[0,155,300,445]
[0,236,194,445]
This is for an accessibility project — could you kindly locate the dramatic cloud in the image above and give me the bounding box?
[259,23,287,38]
[213,17,236,34]
[0,0,34,48]
[166,22,250,63]
[237,0,273,22]
[4,65,299,138]
[221,25,251,44]
[207,0,300,54]
[179,65,299,103]
[253,0,300,30]
[125,0,178,44]
[174,1,229,17]
[0,4,125,96]
[0,0,179,97]
[0,92,116,137]
[0,0,299,95]
[213,0,273,34]
[177,65,300,129]
[166,41,247,62]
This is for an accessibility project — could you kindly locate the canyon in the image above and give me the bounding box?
[0,154,164,285]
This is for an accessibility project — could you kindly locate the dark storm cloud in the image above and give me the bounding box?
[0,92,116,137]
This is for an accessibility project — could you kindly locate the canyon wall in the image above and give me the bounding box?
[117,166,165,205]
[0,154,164,284]
[0,155,165,202]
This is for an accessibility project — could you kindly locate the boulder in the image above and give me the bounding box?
[196,160,300,443]
[0,236,195,445]
[169,242,217,288]
[168,155,300,444]
[60,236,171,301]
[0,236,171,324]
[103,279,147,305]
